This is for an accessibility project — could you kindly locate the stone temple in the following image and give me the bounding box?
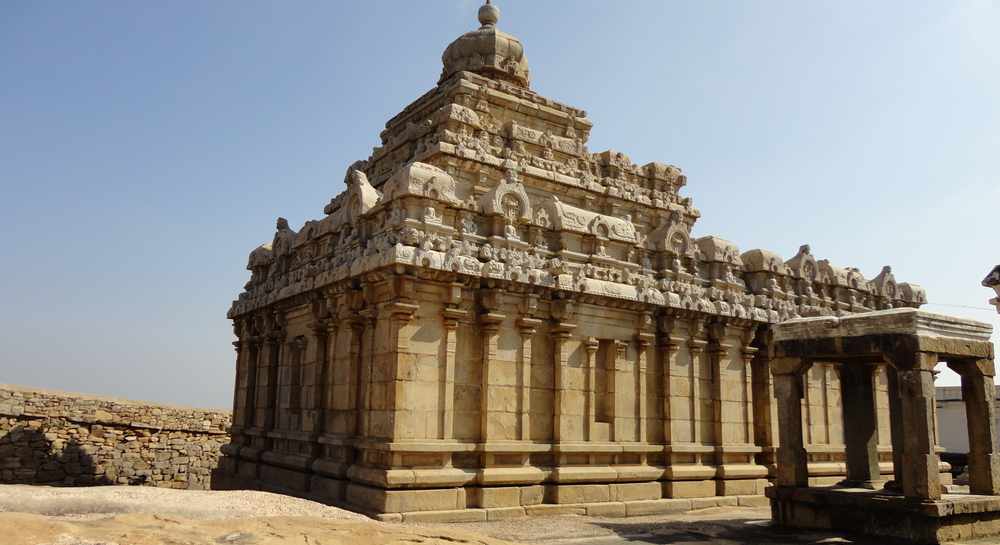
[218,2,932,520]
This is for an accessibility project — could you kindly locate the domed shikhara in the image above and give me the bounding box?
[440,1,530,88]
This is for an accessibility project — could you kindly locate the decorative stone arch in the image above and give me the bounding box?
[785,244,818,282]
[481,172,532,223]
[869,265,898,299]
[665,225,691,255]
[589,216,611,239]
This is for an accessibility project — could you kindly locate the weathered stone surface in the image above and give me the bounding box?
[0,385,229,489]
[218,1,928,519]
[769,308,1000,543]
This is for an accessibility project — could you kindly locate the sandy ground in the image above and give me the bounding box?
[0,484,517,545]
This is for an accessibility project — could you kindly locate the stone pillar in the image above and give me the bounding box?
[952,358,1000,495]
[885,365,905,489]
[750,345,777,468]
[360,308,378,438]
[688,337,707,445]
[480,313,504,442]
[552,324,576,442]
[348,312,367,438]
[898,353,942,500]
[636,334,653,443]
[231,338,244,423]
[385,300,418,441]
[611,340,627,442]
[837,364,881,487]
[708,324,728,448]
[263,335,282,434]
[583,337,599,441]
[440,309,464,440]
[244,338,260,430]
[822,365,836,445]
[517,318,540,441]
[309,322,330,435]
[741,343,759,448]
[659,334,680,445]
[772,357,809,487]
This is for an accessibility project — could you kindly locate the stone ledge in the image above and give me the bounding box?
[373,495,770,523]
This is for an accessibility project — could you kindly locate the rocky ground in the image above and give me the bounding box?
[0,484,515,545]
[3,485,1000,545]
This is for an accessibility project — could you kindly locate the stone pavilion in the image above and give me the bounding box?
[767,308,1000,543]
[218,2,934,521]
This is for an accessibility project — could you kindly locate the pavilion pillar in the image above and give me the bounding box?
[838,363,881,488]
[951,358,1000,495]
[773,357,809,487]
[885,366,906,489]
[898,352,942,500]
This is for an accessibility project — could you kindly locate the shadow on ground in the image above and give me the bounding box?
[591,517,896,545]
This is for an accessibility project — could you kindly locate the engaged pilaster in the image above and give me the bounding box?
[517,317,541,441]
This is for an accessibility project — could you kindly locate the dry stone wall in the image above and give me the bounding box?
[0,385,230,489]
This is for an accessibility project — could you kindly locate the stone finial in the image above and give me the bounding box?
[479,0,500,27]
[984,265,1000,314]
[440,0,529,88]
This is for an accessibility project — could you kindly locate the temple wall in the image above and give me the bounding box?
[221,290,835,514]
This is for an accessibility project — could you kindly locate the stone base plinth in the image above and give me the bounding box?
[767,485,1000,544]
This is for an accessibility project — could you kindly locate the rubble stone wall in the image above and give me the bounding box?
[0,385,231,489]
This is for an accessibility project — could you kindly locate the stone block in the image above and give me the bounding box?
[486,506,526,520]
[551,484,611,504]
[717,478,767,496]
[476,487,521,508]
[524,504,587,516]
[402,509,486,523]
[664,480,716,498]
[611,481,661,502]
[520,485,544,505]
[586,502,627,517]
[625,498,692,517]
[737,495,770,508]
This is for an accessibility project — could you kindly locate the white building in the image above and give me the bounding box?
[937,385,1000,453]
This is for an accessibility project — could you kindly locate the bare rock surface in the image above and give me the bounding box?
[0,484,518,545]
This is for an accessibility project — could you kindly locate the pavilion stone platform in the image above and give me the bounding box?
[766,308,1000,544]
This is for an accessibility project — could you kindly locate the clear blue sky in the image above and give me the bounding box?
[2,1,998,409]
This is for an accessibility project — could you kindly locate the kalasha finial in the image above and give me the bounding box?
[479,0,500,27]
